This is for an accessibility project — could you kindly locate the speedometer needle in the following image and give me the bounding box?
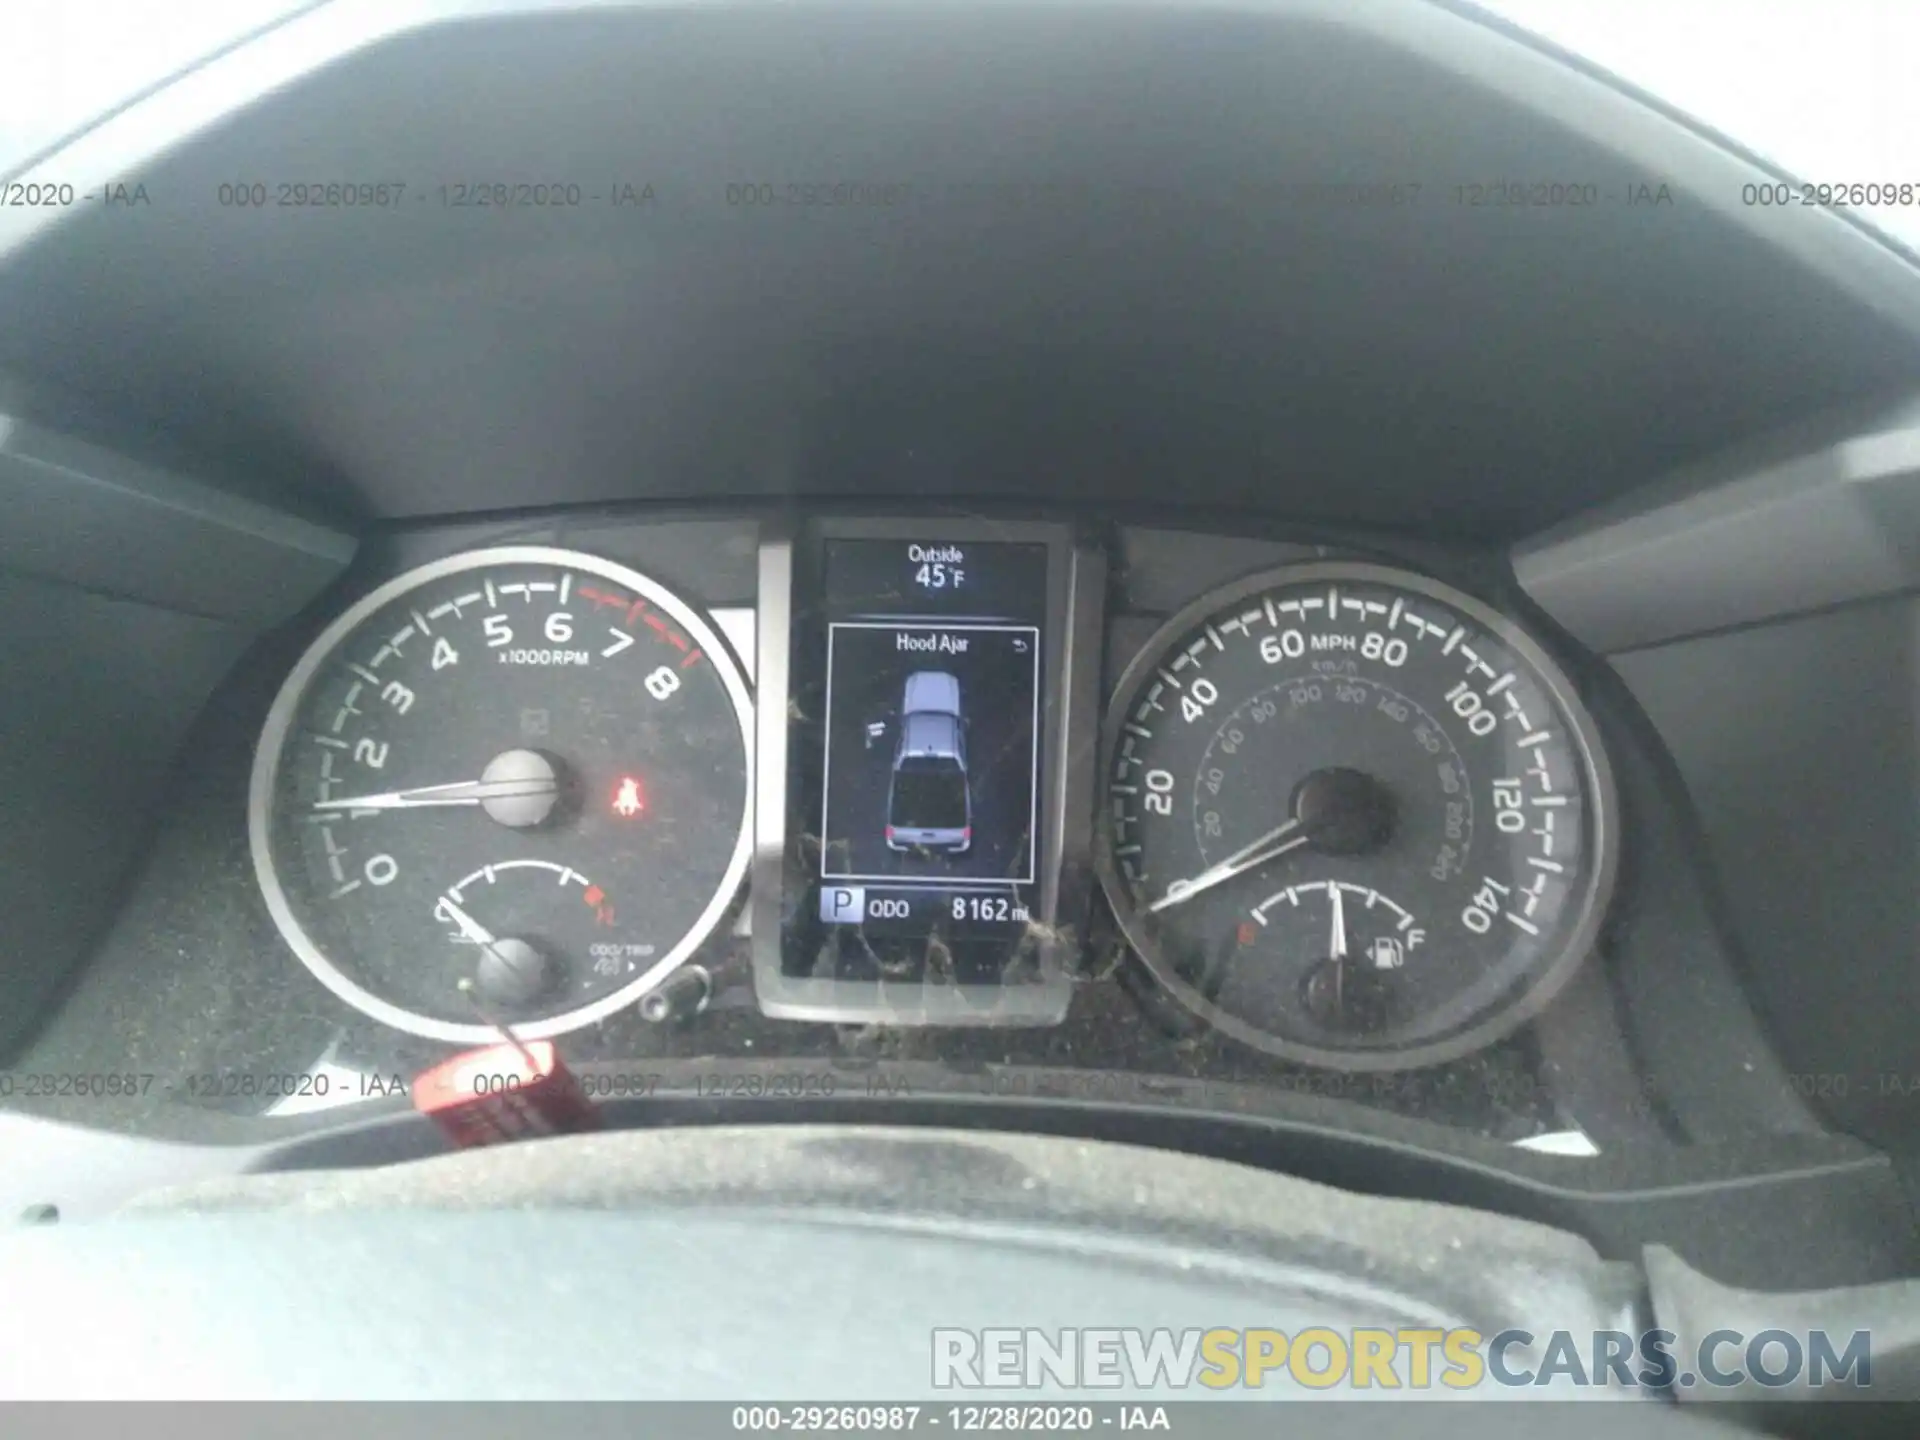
[1146,767,1394,915]
[1148,820,1308,913]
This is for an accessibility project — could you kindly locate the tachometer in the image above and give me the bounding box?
[1097,562,1616,1070]
[249,546,752,1043]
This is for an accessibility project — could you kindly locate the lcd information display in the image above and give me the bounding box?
[811,539,1047,943]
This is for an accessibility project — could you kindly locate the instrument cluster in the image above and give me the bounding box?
[242,515,1619,1096]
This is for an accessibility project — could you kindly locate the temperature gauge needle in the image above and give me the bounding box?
[435,894,500,949]
[436,893,555,1009]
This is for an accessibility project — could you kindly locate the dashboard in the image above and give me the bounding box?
[4,0,1920,1300]
[237,519,1619,1075]
[0,500,1832,1173]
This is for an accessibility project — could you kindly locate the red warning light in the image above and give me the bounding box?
[612,776,645,818]
[580,884,615,926]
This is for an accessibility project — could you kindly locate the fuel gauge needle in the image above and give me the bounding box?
[1328,882,1348,1016]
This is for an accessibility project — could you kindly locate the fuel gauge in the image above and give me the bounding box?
[1178,881,1431,1040]
[1252,879,1427,973]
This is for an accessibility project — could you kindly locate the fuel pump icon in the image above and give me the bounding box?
[1367,935,1407,969]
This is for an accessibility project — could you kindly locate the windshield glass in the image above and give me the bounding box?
[892,765,970,831]
[0,1,308,173]
[8,0,1918,256]
[1484,0,1920,250]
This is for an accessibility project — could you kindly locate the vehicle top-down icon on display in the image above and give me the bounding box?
[884,670,971,853]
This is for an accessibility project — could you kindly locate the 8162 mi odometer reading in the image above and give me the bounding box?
[1097,562,1616,1071]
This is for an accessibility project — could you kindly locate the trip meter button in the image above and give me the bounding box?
[1097,561,1617,1071]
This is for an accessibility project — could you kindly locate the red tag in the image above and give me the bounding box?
[412,1039,600,1149]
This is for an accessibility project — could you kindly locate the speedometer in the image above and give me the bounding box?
[1097,562,1616,1070]
[249,546,752,1043]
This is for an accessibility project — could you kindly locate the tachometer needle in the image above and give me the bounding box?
[1148,820,1308,913]
[312,775,555,812]
[312,749,561,829]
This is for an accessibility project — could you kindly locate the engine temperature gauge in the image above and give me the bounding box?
[432,859,656,1015]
